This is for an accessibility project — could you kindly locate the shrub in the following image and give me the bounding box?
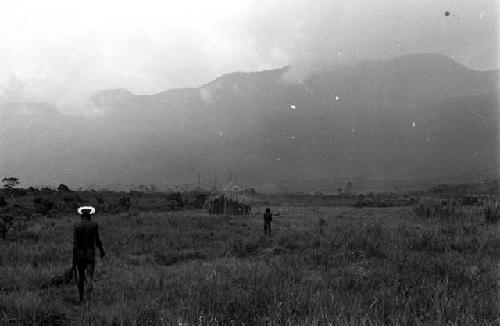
[166,192,184,208]
[57,184,71,192]
[40,187,54,195]
[33,197,55,215]
[484,203,499,224]
[11,188,27,197]
[119,197,131,210]
[129,190,142,197]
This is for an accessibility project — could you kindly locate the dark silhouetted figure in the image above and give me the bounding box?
[73,206,105,304]
[263,208,279,235]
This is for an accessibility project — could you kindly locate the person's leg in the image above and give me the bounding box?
[76,262,86,303]
[264,221,270,234]
[85,262,95,301]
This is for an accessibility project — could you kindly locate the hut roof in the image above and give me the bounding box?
[206,192,252,205]
[205,180,255,204]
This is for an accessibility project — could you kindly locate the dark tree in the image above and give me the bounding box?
[58,184,72,192]
[2,177,19,189]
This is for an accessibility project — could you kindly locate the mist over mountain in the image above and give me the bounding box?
[1,54,498,192]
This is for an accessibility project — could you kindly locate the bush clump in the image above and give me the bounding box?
[484,203,499,224]
[57,184,71,192]
[33,197,55,215]
[119,197,131,210]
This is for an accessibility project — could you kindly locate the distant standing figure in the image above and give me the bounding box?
[73,206,105,304]
[263,208,279,235]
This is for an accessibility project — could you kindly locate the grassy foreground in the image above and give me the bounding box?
[0,205,499,325]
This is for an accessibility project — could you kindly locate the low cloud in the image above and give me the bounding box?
[0,0,496,115]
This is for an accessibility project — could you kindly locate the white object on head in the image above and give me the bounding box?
[77,206,96,215]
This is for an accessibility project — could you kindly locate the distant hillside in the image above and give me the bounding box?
[1,54,498,192]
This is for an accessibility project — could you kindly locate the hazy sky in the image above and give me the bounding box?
[0,0,497,114]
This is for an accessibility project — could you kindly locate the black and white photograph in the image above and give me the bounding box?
[0,0,498,324]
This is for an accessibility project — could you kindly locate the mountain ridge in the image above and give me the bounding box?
[1,53,498,192]
[91,53,492,101]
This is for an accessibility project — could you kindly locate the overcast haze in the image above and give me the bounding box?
[0,0,497,114]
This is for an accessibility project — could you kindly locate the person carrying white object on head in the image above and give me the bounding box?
[73,206,104,304]
[77,206,95,215]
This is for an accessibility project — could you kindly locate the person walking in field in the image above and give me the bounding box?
[73,206,105,304]
[263,208,279,235]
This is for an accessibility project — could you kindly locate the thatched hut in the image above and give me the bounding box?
[205,192,251,215]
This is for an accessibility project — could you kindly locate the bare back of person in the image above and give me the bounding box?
[73,207,105,304]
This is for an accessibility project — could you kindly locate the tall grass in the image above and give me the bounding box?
[0,206,499,325]
[412,196,500,223]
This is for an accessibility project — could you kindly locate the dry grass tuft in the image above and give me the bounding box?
[0,204,499,325]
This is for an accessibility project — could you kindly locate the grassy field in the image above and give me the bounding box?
[1,201,499,325]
